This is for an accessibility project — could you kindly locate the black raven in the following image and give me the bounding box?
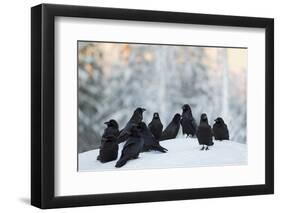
[139,122,168,153]
[196,113,213,150]
[97,119,119,163]
[148,112,163,140]
[180,104,197,137]
[213,117,229,141]
[117,107,146,143]
[115,124,144,168]
[160,113,181,141]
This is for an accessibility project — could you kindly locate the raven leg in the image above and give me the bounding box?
[205,146,209,151]
[200,145,205,150]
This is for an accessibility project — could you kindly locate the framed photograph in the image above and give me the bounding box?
[31,3,274,209]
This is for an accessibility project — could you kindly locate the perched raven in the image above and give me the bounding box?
[213,117,229,141]
[160,113,181,141]
[139,122,168,153]
[148,112,163,140]
[97,119,119,163]
[115,124,144,168]
[117,107,146,143]
[180,104,197,137]
[196,113,213,150]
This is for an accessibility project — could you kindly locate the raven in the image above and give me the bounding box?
[97,119,119,163]
[148,112,163,140]
[213,117,229,141]
[115,124,144,168]
[160,113,181,141]
[139,122,168,153]
[180,104,197,137]
[117,107,146,143]
[196,113,213,150]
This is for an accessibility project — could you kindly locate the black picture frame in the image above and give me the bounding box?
[31,3,274,209]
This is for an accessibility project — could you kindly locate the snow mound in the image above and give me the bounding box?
[78,138,247,172]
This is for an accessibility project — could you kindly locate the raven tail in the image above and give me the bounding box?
[115,157,129,168]
[152,145,168,153]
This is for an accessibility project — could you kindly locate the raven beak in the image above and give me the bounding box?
[104,121,109,125]
[142,108,146,112]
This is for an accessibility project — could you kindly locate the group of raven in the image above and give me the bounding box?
[97,104,229,168]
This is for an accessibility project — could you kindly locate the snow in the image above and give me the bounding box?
[78,138,247,172]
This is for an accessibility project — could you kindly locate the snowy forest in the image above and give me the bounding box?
[78,42,247,153]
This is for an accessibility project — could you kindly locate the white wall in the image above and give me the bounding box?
[0,0,279,212]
